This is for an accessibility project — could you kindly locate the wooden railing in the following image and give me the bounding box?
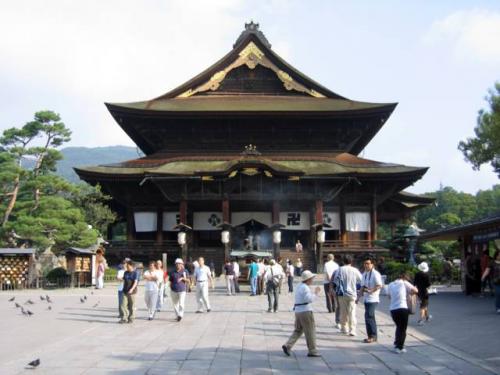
[322,240,383,249]
[106,240,180,252]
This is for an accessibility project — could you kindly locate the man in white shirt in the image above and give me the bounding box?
[264,259,284,312]
[282,270,321,357]
[194,257,213,313]
[232,260,240,293]
[361,257,383,343]
[323,254,339,313]
[334,255,362,336]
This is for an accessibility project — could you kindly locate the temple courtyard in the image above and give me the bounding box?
[0,280,498,375]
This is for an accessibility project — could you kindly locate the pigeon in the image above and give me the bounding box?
[15,302,21,308]
[83,295,87,301]
[8,296,15,302]
[47,306,52,311]
[26,310,34,316]
[21,307,28,315]
[90,291,94,295]
[25,299,35,305]
[40,295,45,301]
[80,297,85,303]
[92,301,100,308]
[46,295,52,303]
[27,359,40,368]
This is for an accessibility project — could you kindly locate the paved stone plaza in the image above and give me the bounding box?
[0,280,498,375]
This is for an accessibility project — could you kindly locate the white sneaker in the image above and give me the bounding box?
[400,348,407,353]
[426,315,433,322]
[335,323,341,330]
[496,309,500,314]
[393,348,402,354]
[417,320,425,326]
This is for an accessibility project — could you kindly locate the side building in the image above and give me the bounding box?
[75,23,433,270]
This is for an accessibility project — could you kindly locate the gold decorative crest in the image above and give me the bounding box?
[176,41,325,98]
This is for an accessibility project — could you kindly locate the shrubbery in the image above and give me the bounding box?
[45,267,69,282]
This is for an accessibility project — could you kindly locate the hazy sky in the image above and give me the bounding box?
[0,0,499,194]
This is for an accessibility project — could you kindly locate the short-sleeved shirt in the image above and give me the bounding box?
[414,271,431,299]
[490,260,500,285]
[361,269,383,303]
[194,265,211,282]
[248,263,259,278]
[123,270,139,294]
[224,263,235,276]
[388,279,415,311]
[170,269,189,293]
[144,270,162,292]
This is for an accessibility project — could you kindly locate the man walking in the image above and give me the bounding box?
[169,258,189,321]
[323,254,339,313]
[119,260,139,324]
[264,259,283,312]
[232,259,240,293]
[361,257,383,343]
[282,270,321,357]
[194,257,213,313]
[334,255,362,336]
[247,259,259,296]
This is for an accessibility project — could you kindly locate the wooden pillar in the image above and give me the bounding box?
[222,197,230,223]
[340,201,347,245]
[126,207,135,241]
[156,208,163,245]
[179,199,187,224]
[179,200,188,260]
[315,200,324,270]
[222,197,230,261]
[370,195,377,245]
[272,200,280,259]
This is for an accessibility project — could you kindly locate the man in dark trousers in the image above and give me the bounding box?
[119,260,138,324]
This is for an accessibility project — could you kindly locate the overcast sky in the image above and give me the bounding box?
[0,0,499,194]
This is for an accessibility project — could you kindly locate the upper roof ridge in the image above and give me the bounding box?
[234,21,271,49]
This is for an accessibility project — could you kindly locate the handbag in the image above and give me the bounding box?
[406,288,417,315]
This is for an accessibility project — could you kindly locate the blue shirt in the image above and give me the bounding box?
[248,263,259,278]
[123,270,139,294]
[170,269,189,293]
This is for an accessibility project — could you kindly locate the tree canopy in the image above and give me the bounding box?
[0,111,116,252]
[459,82,500,176]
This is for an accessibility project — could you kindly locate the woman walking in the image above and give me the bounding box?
[388,273,418,353]
[282,270,321,357]
[224,259,236,295]
[170,258,190,321]
[286,259,295,293]
[481,250,500,314]
[414,262,432,325]
[143,261,162,320]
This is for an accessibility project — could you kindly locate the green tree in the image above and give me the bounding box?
[459,82,500,175]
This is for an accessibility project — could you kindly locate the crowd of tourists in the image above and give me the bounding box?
[107,252,472,357]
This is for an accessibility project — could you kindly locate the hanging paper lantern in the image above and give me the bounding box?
[273,230,281,244]
[177,231,186,246]
[221,230,230,244]
[317,230,325,244]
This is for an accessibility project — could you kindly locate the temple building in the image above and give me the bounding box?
[75,22,433,270]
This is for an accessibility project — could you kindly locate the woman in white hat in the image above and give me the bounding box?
[169,258,190,321]
[282,270,322,357]
[414,262,432,325]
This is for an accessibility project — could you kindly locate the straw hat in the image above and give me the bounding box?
[175,258,184,264]
[301,270,316,282]
[418,262,429,273]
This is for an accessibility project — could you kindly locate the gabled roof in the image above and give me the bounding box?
[74,151,428,181]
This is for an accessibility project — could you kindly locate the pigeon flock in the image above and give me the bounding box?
[6,289,103,370]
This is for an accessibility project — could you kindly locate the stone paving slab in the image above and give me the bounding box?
[0,280,498,375]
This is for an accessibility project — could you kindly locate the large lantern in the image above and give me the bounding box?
[273,230,282,244]
[177,231,186,246]
[316,230,325,244]
[221,230,230,244]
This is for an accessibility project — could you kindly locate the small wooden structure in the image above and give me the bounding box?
[0,248,36,289]
[65,247,95,287]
